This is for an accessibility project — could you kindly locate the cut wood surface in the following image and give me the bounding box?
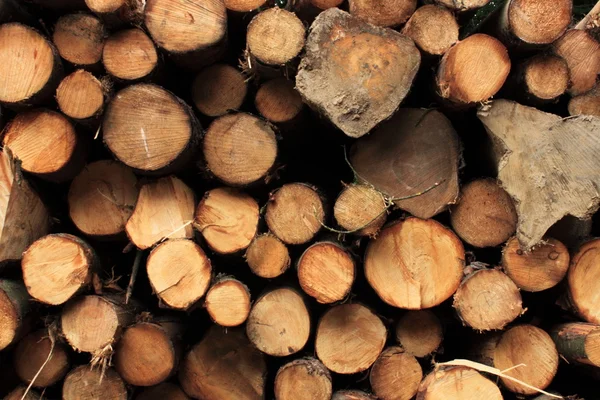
[350,108,461,219]
[333,390,377,400]
[102,28,159,80]
[245,234,290,278]
[296,8,420,138]
[192,64,247,117]
[477,99,600,249]
[136,383,190,400]
[56,70,106,120]
[86,0,144,26]
[370,346,422,400]
[417,366,503,400]
[365,218,465,309]
[316,303,386,374]
[311,0,344,9]
[432,0,490,11]
[62,366,127,400]
[395,310,443,357]
[349,0,416,27]
[553,29,600,96]
[146,239,212,310]
[204,277,251,327]
[246,287,310,357]
[194,187,259,254]
[255,78,304,124]
[0,280,31,351]
[518,55,570,103]
[401,4,459,56]
[14,329,70,387]
[568,238,600,324]
[274,358,332,400]
[569,83,600,116]
[223,0,266,12]
[53,13,105,67]
[333,184,387,237]
[550,322,600,367]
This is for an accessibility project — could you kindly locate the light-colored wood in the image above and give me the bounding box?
[245,234,290,278]
[147,239,212,310]
[125,176,195,250]
[349,0,416,27]
[265,183,324,245]
[333,391,377,400]
[274,358,332,400]
[223,0,266,11]
[63,366,127,400]
[553,29,600,96]
[311,0,343,8]
[395,310,443,357]
[350,109,460,219]
[569,83,600,117]
[0,280,31,351]
[255,78,303,124]
[68,160,138,238]
[521,55,569,102]
[316,303,386,374]
[192,64,247,117]
[179,327,266,400]
[477,99,600,249]
[437,34,510,105]
[550,322,600,367]
[333,184,387,237]
[500,0,571,46]
[297,241,355,304]
[56,70,105,120]
[417,366,502,400]
[205,278,251,327]
[432,0,490,11]
[568,238,600,324]
[370,347,422,400]
[194,187,259,254]
[136,383,190,400]
[86,0,144,25]
[248,8,305,66]
[365,217,465,309]
[14,329,70,387]
[296,8,420,138]
[5,386,40,400]
[53,13,105,66]
[246,287,310,357]
[502,237,569,292]
[401,5,458,56]
[103,28,158,80]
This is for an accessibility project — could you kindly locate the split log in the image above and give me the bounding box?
[395,310,443,357]
[364,217,465,309]
[192,64,247,117]
[56,70,106,121]
[5,386,41,400]
[350,108,461,219]
[0,23,63,107]
[569,83,600,116]
[453,268,523,331]
[179,326,267,400]
[204,277,251,327]
[437,34,510,106]
[568,239,600,324]
[102,28,159,81]
[0,149,49,263]
[431,0,490,12]
[146,239,212,310]
[315,303,386,374]
[68,160,138,238]
[417,366,502,400]
[401,4,459,57]
[333,391,377,400]
[550,322,600,368]
[370,347,423,400]
[202,113,277,186]
[477,99,600,249]
[14,329,70,387]
[125,176,195,250]
[136,383,190,400]
[333,184,387,237]
[2,108,85,182]
[349,0,416,27]
[246,287,310,356]
[53,13,106,68]
[296,8,420,138]
[245,234,291,278]
[297,241,355,304]
[450,178,518,248]
[502,237,570,292]
[0,280,31,351]
[255,78,304,124]
[265,183,324,245]
[223,0,266,12]
[274,358,332,400]
[63,366,127,400]
[553,29,600,96]
[194,187,259,254]
[85,0,144,26]
[22,234,96,305]
[103,83,201,174]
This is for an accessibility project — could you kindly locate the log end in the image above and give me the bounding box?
[245,234,291,278]
[204,278,251,327]
[395,310,443,357]
[192,64,247,117]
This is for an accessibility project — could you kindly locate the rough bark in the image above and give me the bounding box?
[550,322,600,368]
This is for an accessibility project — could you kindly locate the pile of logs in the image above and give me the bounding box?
[0,0,600,399]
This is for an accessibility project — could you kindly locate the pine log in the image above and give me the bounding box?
[502,237,570,292]
[365,217,465,309]
[296,8,420,138]
[102,28,159,81]
[417,366,502,400]
[0,280,31,351]
[14,329,70,387]
[431,0,490,12]
[3,108,85,182]
[437,34,510,105]
[450,179,518,248]
[315,303,386,374]
[550,322,600,368]
[191,64,247,117]
[5,386,40,400]
[144,0,227,70]
[136,383,190,400]
[204,277,251,327]
[53,13,106,68]
[245,234,291,278]
[0,149,49,263]
[56,70,106,121]
[297,241,355,304]
[553,29,600,96]
[569,83,600,116]
[85,0,144,26]
[453,268,523,331]
[103,83,201,174]
[179,326,267,400]
[310,0,343,9]
[350,108,460,219]
[333,391,377,400]
[194,187,259,254]
[547,215,593,250]
[146,239,211,310]
[63,366,127,400]
[223,0,266,12]
[568,239,600,324]
[516,55,570,104]
[349,0,416,27]
[68,160,138,238]
[477,99,600,249]
[0,23,63,107]
[370,347,422,400]
[274,358,332,400]
[246,287,310,357]
[265,183,324,245]
[395,310,443,357]
[125,176,195,250]
[22,234,96,305]
[203,113,277,186]
[401,5,459,56]
[255,78,304,124]
[333,184,387,237]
